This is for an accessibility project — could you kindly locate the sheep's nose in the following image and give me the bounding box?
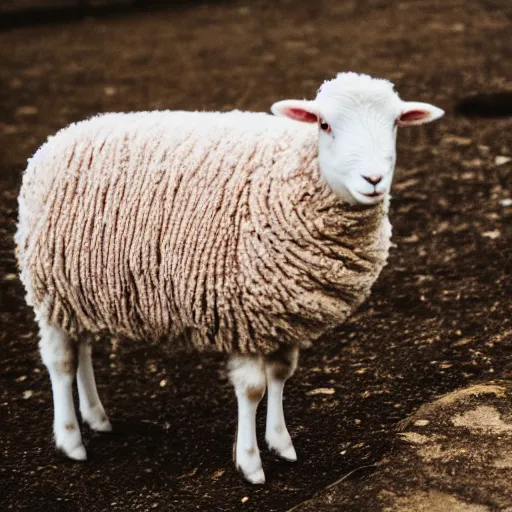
[363,175,383,185]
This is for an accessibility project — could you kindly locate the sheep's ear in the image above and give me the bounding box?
[397,101,445,126]
[270,100,319,123]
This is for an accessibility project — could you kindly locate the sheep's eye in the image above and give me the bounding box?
[319,119,331,132]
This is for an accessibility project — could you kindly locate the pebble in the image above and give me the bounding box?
[23,390,33,399]
[402,233,419,243]
[307,388,335,395]
[462,158,482,168]
[16,106,38,116]
[10,78,23,89]
[482,230,501,240]
[495,155,511,166]
[211,469,225,479]
[159,379,167,387]
[442,135,472,146]
[398,432,430,444]
[499,198,512,207]
[414,419,430,427]
[241,496,249,503]
[1,124,18,134]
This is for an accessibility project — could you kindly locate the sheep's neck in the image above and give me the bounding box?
[242,158,392,347]
[271,159,389,258]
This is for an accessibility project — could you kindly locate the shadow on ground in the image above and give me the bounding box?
[0,0,232,31]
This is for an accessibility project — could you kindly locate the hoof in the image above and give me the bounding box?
[57,440,87,461]
[239,466,266,485]
[86,416,112,433]
[266,433,297,461]
[235,446,265,484]
[66,443,87,461]
[274,443,297,462]
[81,406,112,432]
[55,424,87,461]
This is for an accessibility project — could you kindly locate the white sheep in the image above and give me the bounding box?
[16,72,444,484]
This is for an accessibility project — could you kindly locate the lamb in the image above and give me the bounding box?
[15,72,444,484]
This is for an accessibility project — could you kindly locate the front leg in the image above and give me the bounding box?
[264,345,298,461]
[228,353,266,484]
[38,319,86,461]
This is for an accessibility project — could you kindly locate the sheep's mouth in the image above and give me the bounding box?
[351,190,386,205]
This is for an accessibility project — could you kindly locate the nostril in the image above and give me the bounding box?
[363,175,383,185]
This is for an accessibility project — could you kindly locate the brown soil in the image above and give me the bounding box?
[0,1,511,511]
[293,382,512,511]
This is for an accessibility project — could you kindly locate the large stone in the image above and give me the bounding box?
[291,381,512,511]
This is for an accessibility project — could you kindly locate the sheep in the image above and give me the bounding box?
[15,72,444,484]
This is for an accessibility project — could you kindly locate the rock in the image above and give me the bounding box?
[462,158,482,168]
[494,156,511,166]
[15,106,38,116]
[451,405,512,433]
[442,135,472,146]
[482,230,501,239]
[0,124,18,134]
[452,23,465,32]
[307,388,336,395]
[397,432,430,444]
[290,381,512,511]
[401,233,419,243]
[387,491,489,512]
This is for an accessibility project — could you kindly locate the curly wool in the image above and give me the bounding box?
[16,110,391,354]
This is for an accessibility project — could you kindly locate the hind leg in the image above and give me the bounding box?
[264,345,298,461]
[77,339,112,432]
[38,319,86,460]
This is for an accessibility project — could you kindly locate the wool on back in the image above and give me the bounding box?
[16,110,391,354]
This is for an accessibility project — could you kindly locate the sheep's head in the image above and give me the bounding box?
[271,72,444,205]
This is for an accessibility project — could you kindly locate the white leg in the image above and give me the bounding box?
[77,339,112,432]
[228,354,266,484]
[38,320,86,460]
[265,345,298,461]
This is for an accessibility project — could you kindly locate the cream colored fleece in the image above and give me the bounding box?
[16,110,391,354]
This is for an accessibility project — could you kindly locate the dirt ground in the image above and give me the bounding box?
[292,381,512,511]
[0,1,511,511]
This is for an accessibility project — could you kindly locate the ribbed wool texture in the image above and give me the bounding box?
[16,111,392,354]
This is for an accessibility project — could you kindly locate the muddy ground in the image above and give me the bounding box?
[0,1,511,511]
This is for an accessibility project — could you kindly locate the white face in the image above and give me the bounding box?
[271,78,444,206]
[315,96,401,205]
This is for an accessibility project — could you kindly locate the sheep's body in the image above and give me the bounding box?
[17,110,391,355]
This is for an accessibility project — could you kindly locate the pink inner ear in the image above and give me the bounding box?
[399,110,428,122]
[287,108,318,123]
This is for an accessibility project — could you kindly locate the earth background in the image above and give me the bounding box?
[0,1,511,511]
